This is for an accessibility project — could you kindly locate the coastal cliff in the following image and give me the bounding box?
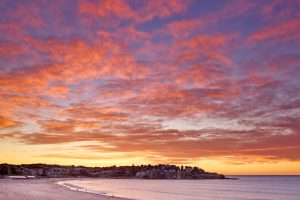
[0,163,225,179]
[134,164,225,179]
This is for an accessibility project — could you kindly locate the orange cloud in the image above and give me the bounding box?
[38,153,132,160]
[0,94,52,117]
[11,119,300,163]
[79,0,137,21]
[48,85,70,98]
[0,116,21,130]
[79,0,189,23]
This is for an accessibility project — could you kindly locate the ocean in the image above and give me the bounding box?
[57,176,300,200]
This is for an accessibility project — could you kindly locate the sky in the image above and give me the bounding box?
[0,0,300,175]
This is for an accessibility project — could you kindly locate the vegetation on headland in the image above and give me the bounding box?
[0,163,225,179]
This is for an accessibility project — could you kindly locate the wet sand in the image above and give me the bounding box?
[0,178,128,200]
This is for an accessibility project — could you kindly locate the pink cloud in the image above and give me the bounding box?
[249,14,300,42]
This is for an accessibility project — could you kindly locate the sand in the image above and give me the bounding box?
[0,178,128,200]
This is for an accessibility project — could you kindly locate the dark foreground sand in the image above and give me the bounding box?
[0,179,128,200]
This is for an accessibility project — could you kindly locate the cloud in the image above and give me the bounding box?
[249,16,300,42]
[0,0,300,167]
[160,0,257,40]
[0,116,21,130]
[5,111,299,162]
[139,0,189,22]
[79,0,138,22]
[37,153,132,160]
[79,0,189,23]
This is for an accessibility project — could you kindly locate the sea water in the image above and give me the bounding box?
[58,176,300,200]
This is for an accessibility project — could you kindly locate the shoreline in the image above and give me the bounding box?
[0,178,130,200]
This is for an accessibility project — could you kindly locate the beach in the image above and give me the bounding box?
[0,179,128,200]
[1,176,300,200]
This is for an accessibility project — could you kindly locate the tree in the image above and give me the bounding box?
[0,164,10,175]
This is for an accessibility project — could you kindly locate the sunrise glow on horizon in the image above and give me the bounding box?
[0,0,300,175]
